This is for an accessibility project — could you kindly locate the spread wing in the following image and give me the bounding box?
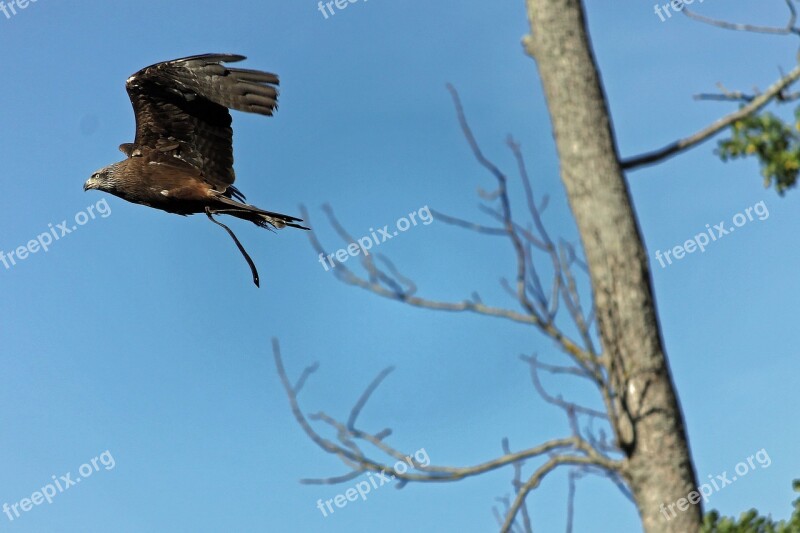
[123,54,279,199]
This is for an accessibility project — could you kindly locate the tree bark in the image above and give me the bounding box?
[524,1,701,531]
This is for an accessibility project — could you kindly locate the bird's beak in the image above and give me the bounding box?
[83,178,95,192]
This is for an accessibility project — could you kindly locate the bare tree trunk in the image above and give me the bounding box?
[524,1,701,531]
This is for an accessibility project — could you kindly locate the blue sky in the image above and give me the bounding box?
[0,0,798,531]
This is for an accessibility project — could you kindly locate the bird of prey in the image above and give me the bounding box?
[84,53,307,287]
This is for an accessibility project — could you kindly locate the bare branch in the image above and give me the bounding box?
[558,243,597,355]
[503,438,533,533]
[445,84,544,329]
[275,339,622,490]
[682,0,799,37]
[290,79,639,525]
[273,339,363,465]
[523,354,608,420]
[694,79,800,104]
[525,356,594,381]
[293,361,319,394]
[430,209,507,236]
[375,254,418,296]
[347,366,395,430]
[301,469,366,486]
[565,469,582,533]
[500,455,606,533]
[622,63,800,170]
[302,204,594,365]
[694,86,756,103]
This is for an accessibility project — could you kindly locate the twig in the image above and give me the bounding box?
[682,0,800,37]
[622,64,800,170]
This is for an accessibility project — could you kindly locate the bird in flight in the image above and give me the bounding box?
[84,53,307,287]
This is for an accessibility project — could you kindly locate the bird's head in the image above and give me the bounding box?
[84,165,118,193]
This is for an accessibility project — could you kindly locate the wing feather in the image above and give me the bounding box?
[124,54,279,193]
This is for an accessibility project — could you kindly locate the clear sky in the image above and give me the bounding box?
[0,0,798,531]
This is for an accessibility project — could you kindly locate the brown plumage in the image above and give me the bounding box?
[84,53,307,287]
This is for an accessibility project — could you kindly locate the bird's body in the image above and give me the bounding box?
[95,151,211,214]
[85,54,307,286]
[98,147,297,226]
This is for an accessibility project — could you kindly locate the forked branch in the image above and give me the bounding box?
[288,84,635,528]
[273,339,624,530]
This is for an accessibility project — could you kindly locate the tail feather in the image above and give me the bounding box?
[213,196,309,230]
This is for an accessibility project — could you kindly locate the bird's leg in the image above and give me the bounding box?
[205,207,261,287]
